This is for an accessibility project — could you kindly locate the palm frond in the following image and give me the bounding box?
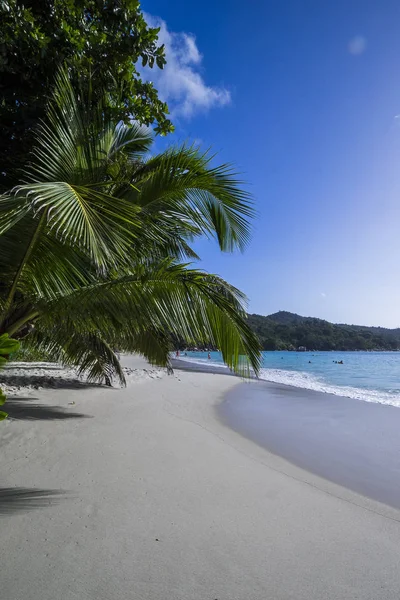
[9,181,144,267]
[37,261,261,376]
[124,145,254,252]
[0,70,153,268]
[24,324,125,385]
[106,121,153,161]
[0,67,261,380]
[0,193,31,236]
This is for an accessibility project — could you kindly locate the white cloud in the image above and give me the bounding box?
[193,137,204,147]
[348,35,367,56]
[143,14,231,118]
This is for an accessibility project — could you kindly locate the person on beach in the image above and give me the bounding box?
[208,352,211,360]
[176,350,179,357]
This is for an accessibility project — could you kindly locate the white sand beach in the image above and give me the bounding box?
[2,356,400,600]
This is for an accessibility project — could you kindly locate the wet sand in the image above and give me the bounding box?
[219,380,400,509]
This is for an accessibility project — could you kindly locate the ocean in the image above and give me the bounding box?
[177,350,400,407]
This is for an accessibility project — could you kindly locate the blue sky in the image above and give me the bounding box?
[142,0,400,327]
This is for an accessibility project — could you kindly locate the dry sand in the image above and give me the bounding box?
[2,356,400,599]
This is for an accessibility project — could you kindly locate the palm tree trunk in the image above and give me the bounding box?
[5,311,40,337]
[0,211,47,331]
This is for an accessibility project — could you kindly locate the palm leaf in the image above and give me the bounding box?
[125,145,254,252]
[24,324,125,385]
[0,67,261,382]
[36,261,261,376]
[0,70,151,269]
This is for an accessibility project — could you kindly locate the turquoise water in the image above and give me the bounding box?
[178,351,400,406]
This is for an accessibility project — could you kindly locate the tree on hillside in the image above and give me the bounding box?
[246,312,400,351]
[0,69,261,384]
[0,0,174,186]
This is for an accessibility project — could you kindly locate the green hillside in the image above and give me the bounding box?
[247,311,400,351]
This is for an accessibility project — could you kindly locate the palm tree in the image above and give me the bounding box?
[0,69,261,384]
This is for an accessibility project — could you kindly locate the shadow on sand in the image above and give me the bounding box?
[0,374,102,389]
[5,396,91,420]
[0,487,68,516]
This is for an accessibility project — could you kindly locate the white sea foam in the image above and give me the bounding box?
[259,368,400,407]
[177,356,400,407]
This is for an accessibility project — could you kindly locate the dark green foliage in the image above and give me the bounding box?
[0,69,261,383]
[0,333,20,419]
[10,345,52,362]
[0,0,173,186]
[247,311,400,351]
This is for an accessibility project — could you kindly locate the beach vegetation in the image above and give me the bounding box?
[0,69,261,384]
[0,0,173,187]
[0,333,20,419]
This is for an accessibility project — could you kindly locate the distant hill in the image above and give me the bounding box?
[247,311,400,351]
[265,311,309,325]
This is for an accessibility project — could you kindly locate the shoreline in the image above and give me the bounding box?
[218,380,400,511]
[175,358,400,511]
[2,359,400,598]
[173,352,400,408]
[4,356,400,510]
